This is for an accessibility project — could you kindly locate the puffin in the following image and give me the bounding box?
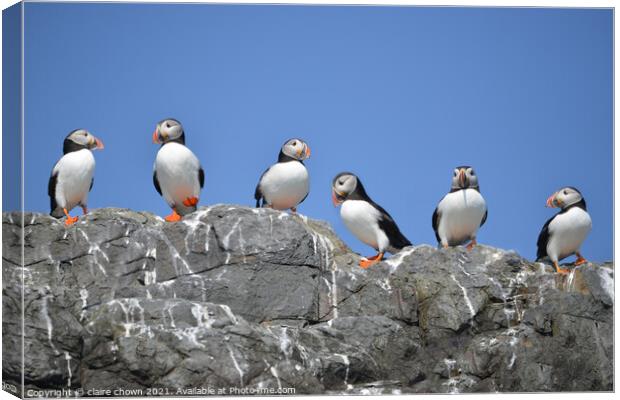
[536,186,592,274]
[48,129,104,226]
[254,138,310,213]
[331,172,411,268]
[152,118,204,222]
[432,166,487,249]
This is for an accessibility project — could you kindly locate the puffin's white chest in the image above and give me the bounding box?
[54,149,95,208]
[546,207,592,261]
[437,189,486,245]
[260,161,309,210]
[340,200,389,251]
[154,143,201,206]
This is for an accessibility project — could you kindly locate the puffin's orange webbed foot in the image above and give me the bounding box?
[554,261,570,275]
[81,206,88,215]
[575,253,588,266]
[466,238,477,251]
[64,216,79,226]
[182,197,199,207]
[290,207,297,214]
[359,253,384,269]
[63,208,78,226]
[164,209,182,222]
[359,259,377,269]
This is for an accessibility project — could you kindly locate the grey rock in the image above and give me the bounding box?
[2,206,613,394]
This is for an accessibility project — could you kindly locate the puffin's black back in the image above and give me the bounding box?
[48,170,60,216]
[536,216,554,260]
[350,177,412,250]
[431,207,442,244]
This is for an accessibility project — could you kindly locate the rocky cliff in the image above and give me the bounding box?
[2,206,614,395]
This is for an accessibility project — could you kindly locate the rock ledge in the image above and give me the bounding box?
[2,206,614,394]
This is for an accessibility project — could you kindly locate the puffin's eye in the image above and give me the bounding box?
[166,123,170,128]
[292,141,297,146]
[470,170,475,176]
[563,190,568,195]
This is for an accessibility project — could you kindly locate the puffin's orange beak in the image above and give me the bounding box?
[546,192,560,208]
[305,144,311,159]
[458,169,466,188]
[332,191,340,207]
[89,136,104,150]
[152,129,160,144]
[332,189,344,207]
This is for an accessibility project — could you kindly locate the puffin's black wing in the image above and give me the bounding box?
[89,178,94,191]
[371,201,411,250]
[432,206,441,244]
[254,184,263,208]
[536,215,555,261]
[153,170,162,196]
[198,167,205,189]
[48,170,58,214]
[480,209,488,227]
[254,166,270,208]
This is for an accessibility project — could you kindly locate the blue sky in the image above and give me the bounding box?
[21,3,612,261]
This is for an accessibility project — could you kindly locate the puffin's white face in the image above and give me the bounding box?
[153,119,184,144]
[546,187,583,209]
[282,138,311,160]
[451,166,479,190]
[332,173,358,206]
[67,129,104,150]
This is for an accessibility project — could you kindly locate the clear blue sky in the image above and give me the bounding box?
[22,3,612,261]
